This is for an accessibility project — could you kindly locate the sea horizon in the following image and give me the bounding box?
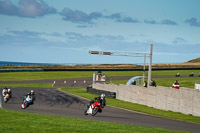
[0,61,185,66]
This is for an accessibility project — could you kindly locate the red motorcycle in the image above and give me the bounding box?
[84,100,102,116]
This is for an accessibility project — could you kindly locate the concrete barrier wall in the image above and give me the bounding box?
[92,83,200,117]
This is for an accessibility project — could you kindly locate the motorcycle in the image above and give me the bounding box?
[3,93,10,103]
[21,95,33,109]
[84,100,102,116]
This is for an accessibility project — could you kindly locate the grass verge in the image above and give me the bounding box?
[0,108,190,133]
[108,77,200,89]
[0,70,199,81]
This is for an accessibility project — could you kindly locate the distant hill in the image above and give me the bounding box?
[186,57,200,63]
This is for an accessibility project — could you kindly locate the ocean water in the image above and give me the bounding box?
[0,61,53,66]
[0,61,91,66]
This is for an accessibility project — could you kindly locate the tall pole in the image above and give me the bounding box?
[143,53,146,84]
[148,44,153,87]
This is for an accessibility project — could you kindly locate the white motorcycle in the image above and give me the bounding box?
[21,95,33,109]
[2,88,12,103]
[3,93,10,103]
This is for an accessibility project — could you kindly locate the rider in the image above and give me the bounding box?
[89,94,106,112]
[24,90,35,104]
[7,89,12,98]
[2,87,8,97]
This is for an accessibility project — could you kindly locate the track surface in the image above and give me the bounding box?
[1,87,200,132]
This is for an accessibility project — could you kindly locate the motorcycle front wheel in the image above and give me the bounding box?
[21,102,26,109]
[4,97,8,103]
[92,108,99,116]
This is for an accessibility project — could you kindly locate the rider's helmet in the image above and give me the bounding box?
[30,90,34,95]
[101,94,105,100]
[8,89,11,92]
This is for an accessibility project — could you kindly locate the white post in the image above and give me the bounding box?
[148,44,153,87]
[143,53,146,84]
[93,73,96,84]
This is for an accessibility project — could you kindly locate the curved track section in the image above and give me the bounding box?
[1,87,200,132]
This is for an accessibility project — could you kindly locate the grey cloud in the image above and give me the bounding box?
[77,25,90,28]
[59,8,177,25]
[0,0,56,18]
[65,32,124,42]
[89,12,103,19]
[49,32,62,37]
[106,13,139,23]
[60,9,139,24]
[8,30,44,37]
[8,30,63,39]
[173,38,187,44]
[63,32,127,51]
[144,19,178,25]
[94,34,124,41]
[144,19,157,24]
[0,1,18,16]
[160,19,178,25]
[0,33,48,46]
[105,13,122,19]
[185,17,200,27]
[65,32,91,40]
[116,17,139,23]
[60,8,102,23]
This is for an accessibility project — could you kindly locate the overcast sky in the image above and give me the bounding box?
[0,0,200,64]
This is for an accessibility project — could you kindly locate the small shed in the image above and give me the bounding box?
[93,71,106,84]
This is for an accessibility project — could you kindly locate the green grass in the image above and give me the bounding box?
[0,70,199,81]
[108,77,200,89]
[0,71,94,81]
[1,83,200,124]
[0,83,54,88]
[156,77,200,88]
[0,109,190,133]
[150,70,200,76]
[104,70,200,77]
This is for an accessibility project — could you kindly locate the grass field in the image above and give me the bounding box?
[0,70,199,81]
[108,77,200,88]
[0,109,190,133]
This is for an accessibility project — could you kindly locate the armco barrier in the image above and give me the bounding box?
[87,87,116,98]
[92,83,200,117]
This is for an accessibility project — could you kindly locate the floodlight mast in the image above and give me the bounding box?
[89,44,153,87]
[148,44,153,87]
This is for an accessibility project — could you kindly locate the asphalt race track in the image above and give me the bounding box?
[1,87,200,132]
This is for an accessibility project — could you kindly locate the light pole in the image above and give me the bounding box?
[148,44,153,87]
[89,44,153,86]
